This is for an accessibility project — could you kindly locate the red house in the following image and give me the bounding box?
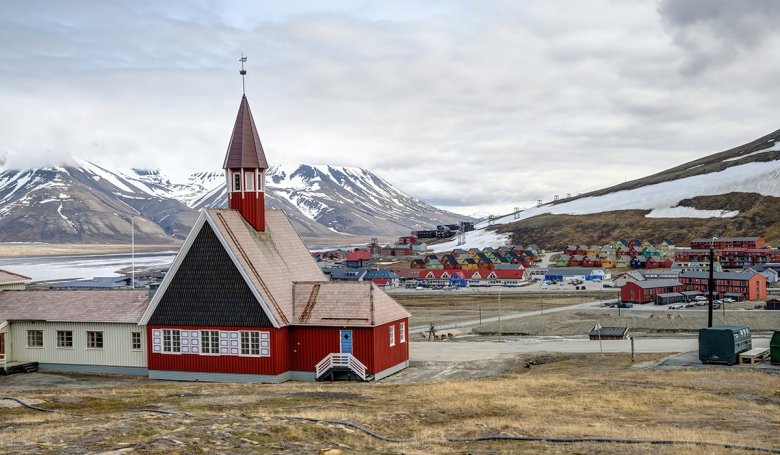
[140,91,410,383]
[620,279,684,304]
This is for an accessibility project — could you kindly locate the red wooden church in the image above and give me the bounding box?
[140,89,410,383]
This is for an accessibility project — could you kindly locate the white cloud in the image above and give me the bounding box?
[1,0,778,216]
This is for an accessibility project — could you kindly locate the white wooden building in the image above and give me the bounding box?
[0,269,30,292]
[0,290,148,375]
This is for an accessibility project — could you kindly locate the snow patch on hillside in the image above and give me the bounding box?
[487,159,780,228]
[645,207,739,218]
[431,228,510,253]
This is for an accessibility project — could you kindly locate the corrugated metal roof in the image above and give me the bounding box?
[293,281,409,326]
[0,290,148,324]
[632,279,682,289]
[0,269,31,285]
[208,209,407,328]
[680,271,758,280]
[209,209,325,325]
[656,292,684,298]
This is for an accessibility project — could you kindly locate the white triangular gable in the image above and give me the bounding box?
[487,272,497,279]
[139,210,280,327]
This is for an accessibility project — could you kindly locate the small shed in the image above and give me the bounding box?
[723,292,745,302]
[588,326,629,340]
[656,292,685,305]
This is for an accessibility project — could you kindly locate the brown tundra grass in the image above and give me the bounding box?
[0,354,778,454]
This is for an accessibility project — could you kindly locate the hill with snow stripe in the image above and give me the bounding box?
[446,129,780,250]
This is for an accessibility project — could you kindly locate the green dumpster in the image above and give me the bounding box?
[699,326,752,365]
[771,331,780,365]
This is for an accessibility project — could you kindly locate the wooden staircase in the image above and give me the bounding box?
[1,354,39,376]
[315,353,367,381]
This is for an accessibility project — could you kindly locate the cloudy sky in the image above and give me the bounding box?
[1,1,779,216]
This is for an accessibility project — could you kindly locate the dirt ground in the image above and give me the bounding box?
[474,308,780,336]
[1,354,778,454]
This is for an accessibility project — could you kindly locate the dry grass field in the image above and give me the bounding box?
[394,292,595,327]
[1,354,778,454]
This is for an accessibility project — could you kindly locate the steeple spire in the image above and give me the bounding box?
[223,56,268,231]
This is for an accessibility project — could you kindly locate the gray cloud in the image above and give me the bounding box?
[658,0,780,75]
[1,1,779,216]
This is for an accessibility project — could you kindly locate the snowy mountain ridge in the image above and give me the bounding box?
[0,161,469,243]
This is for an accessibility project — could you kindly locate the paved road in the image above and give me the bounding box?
[410,337,771,362]
[410,298,613,334]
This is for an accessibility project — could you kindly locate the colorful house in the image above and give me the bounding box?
[140,93,409,382]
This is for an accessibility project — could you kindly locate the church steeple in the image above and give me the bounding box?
[223,56,267,231]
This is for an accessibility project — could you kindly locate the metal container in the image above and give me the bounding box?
[771,331,780,365]
[698,326,752,365]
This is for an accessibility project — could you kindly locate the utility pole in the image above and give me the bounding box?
[498,289,502,342]
[708,237,716,328]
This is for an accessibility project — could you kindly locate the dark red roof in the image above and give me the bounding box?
[223,95,269,170]
[347,250,372,261]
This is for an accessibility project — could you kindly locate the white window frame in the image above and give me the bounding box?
[200,330,221,355]
[131,332,142,351]
[389,325,396,347]
[86,331,104,350]
[232,172,241,192]
[245,172,255,191]
[27,330,44,348]
[162,329,181,354]
[57,330,74,349]
[240,331,261,356]
[400,322,406,343]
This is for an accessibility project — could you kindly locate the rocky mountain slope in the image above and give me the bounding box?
[434,128,780,251]
[0,161,469,244]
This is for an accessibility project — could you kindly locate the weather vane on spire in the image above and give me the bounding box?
[239,53,247,95]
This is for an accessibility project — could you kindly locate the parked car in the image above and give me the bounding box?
[723,297,735,303]
[694,296,707,301]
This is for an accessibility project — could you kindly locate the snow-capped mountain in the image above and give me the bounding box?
[0,161,469,243]
[434,128,780,251]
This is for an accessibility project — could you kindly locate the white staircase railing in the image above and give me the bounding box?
[315,353,367,381]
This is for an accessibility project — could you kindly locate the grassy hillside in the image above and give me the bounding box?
[496,192,780,250]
